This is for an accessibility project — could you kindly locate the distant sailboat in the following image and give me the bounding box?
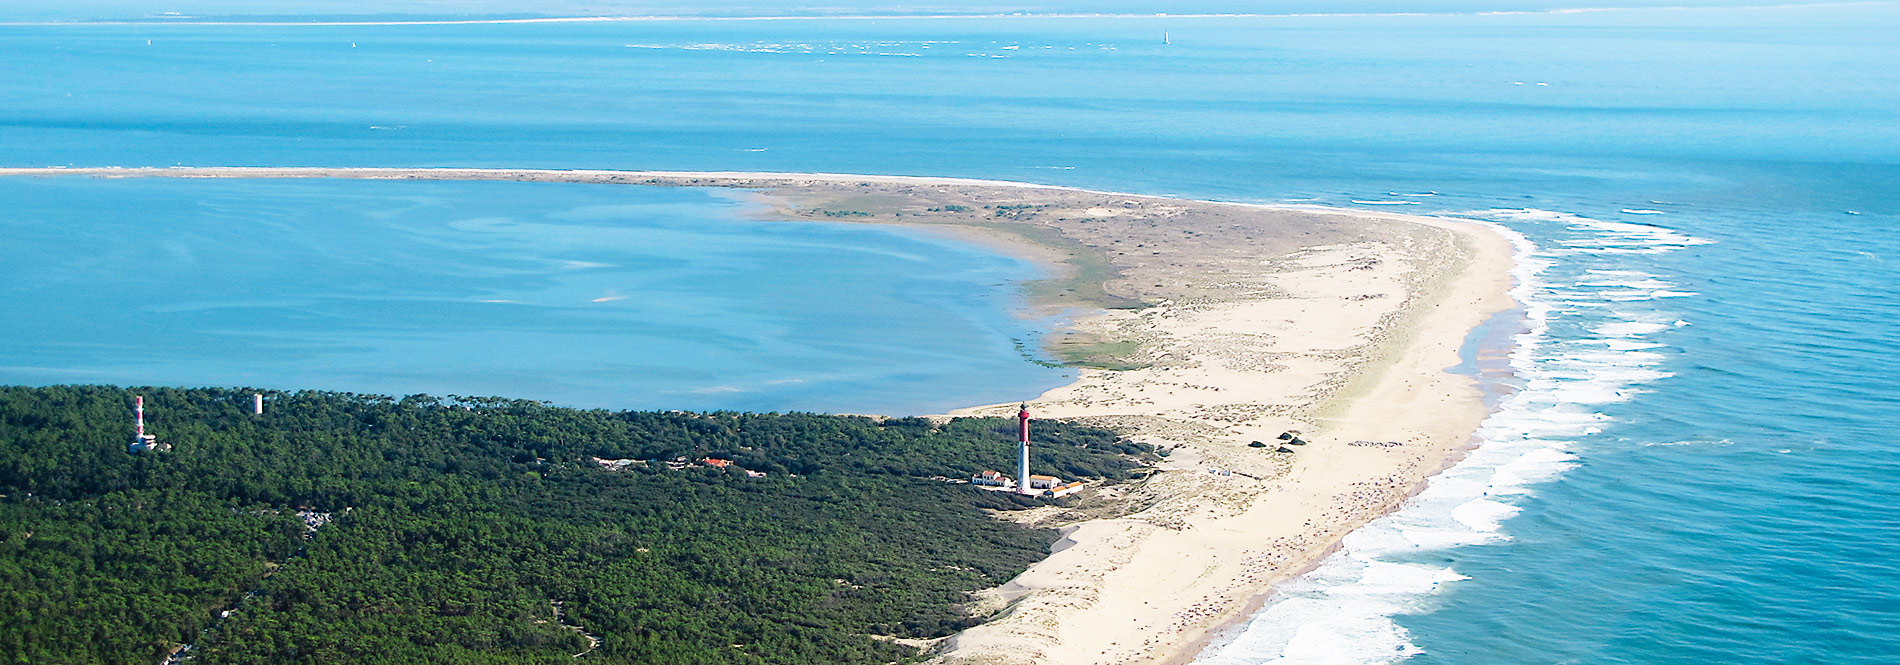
[1164,32,1171,45]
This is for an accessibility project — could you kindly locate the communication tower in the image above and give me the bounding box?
[128,395,171,453]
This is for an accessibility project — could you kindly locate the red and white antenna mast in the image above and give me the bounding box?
[129,395,164,452]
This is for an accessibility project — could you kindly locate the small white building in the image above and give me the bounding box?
[128,434,169,454]
[972,470,1016,490]
[1042,481,1087,498]
[591,457,644,470]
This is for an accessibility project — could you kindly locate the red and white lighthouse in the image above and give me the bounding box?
[1017,403,1033,495]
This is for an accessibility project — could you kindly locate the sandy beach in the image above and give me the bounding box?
[0,166,1518,665]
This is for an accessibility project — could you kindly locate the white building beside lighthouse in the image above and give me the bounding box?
[969,404,1086,498]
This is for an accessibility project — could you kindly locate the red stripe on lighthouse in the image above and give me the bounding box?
[1018,405,1030,444]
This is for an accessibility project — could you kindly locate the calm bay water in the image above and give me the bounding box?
[0,177,1067,413]
[2,2,1897,663]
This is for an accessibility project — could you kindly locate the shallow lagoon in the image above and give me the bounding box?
[0,177,1069,412]
[3,3,1899,662]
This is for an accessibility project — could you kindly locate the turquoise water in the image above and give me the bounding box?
[0,177,1067,413]
[3,2,1898,663]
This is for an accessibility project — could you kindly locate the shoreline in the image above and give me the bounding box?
[1174,302,1529,665]
[940,211,1514,665]
[0,166,1521,665]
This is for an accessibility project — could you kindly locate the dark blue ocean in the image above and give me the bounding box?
[2,2,1895,663]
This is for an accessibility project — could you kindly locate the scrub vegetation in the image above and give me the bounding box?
[0,386,1153,665]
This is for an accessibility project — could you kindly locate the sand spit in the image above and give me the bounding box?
[0,166,1517,665]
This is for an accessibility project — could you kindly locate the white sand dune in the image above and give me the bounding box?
[0,166,1517,665]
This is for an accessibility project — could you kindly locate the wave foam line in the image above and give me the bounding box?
[1192,208,1693,665]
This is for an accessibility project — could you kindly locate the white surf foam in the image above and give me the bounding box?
[1575,277,1672,289]
[1477,208,1713,255]
[1191,208,1697,665]
[624,40,939,57]
[1592,320,1672,337]
[1643,438,1734,447]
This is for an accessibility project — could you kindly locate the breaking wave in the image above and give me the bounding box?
[1191,208,1708,665]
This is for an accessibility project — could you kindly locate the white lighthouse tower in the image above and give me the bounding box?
[1017,403,1034,495]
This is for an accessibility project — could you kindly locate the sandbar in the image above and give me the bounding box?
[0,166,1518,665]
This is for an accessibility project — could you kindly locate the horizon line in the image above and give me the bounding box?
[0,165,1480,227]
[1,1,1889,27]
